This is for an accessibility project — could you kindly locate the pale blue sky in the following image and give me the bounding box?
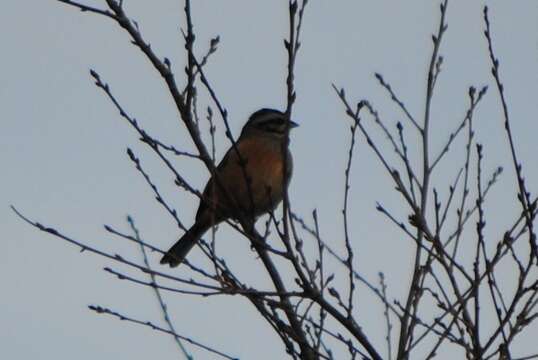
[2,1,538,359]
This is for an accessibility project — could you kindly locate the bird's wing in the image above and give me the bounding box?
[194,142,245,222]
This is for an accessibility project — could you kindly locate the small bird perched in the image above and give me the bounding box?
[160,108,299,267]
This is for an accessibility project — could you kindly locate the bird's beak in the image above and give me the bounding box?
[288,120,299,129]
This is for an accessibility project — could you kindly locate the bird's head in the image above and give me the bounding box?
[241,108,299,139]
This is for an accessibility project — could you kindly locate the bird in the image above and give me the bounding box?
[160,108,299,267]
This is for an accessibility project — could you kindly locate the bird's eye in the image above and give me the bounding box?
[276,118,288,128]
[258,118,284,133]
[269,117,285,127]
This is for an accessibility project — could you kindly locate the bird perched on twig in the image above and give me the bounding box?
[160,108,299,267]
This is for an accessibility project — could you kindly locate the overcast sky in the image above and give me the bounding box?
[2,1,538,359]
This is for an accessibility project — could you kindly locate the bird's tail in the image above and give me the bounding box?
[160,222,209,267]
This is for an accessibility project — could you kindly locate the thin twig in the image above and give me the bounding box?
[342,124,357,318]
[88,305,237,360]
[128,216,192,358]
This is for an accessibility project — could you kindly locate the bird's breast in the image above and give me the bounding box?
[230,137,292,215]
